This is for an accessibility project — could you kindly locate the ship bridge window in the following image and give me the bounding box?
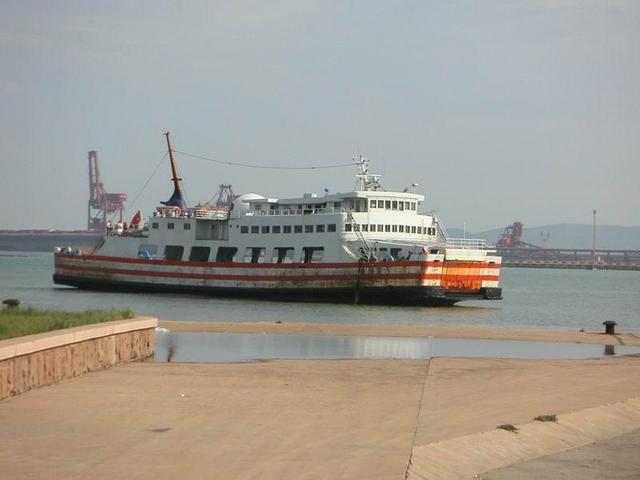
[294,225,303,233]
[302,247,324,263]
[377,224,383,232]
[399,202,404,211]
[164,245,184,261]
[399,225,404,233]
[385,200,391,209]
[392,201,398,210]
[385,225,391,232]
[189,246,210,262]
[316,224,325,233]
[411,226,416,234]
[370,200,377,208]
[272,225,281,234]
[328,224,336,232]
[405,202,410,210]
[392,225,398,232]
[261,226,270,234]
[305,225,313,233]
[283,225,292,233]
[376,200,383,208]
[272,247,294,264]
[411,202,416,210]
[251,226,259,234]
[240,226,249,234]
[243,247,265,264]
[216,246,238,262]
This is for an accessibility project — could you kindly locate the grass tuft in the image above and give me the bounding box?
[0,308,135,341]
[533,414,558,423]
[496,424,519,433]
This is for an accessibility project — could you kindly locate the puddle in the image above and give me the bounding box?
[154,331,640,363]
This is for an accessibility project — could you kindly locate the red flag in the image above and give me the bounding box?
[131,210,142,228]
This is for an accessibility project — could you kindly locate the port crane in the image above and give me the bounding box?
[87,150,127,231]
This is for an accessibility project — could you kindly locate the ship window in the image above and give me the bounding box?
[151,222,159,230]
[251,226,259,234]
[240,226,249,234]
[168,223,175,230]
[376,224,382,232]
[243,247,265,263]
[392,201,398,210]
[302,247,324,263]
[305,225,313,233]
[392,225,398,232]
[384,225,391,232]
[376,200,382,208]
[361,224,368,232]
[405,202,410,210]
[399,202,404,211]
[316,224,325,233]
[370,200,377,208]
[391,248,402,259]
[399,225,404,233]
[184,223,191,230]
[344,223,352,232]
[327,224,336,232]
[164,245,184,261]
[216,247,238,262]
[294,225,303,233]
[272,247,294,264]
[385,200,391,209]
[283,225,292,233]
[261,226,270,234]
[189,246,210,262]
[411,226,416,234]
[417,227,423,234]
[272,225,281,234]
[411,202,416,210]
[334,202,342,209]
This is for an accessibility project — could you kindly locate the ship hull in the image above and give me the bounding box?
[53,253,501,306]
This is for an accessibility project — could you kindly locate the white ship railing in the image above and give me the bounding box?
[243,207,349,216]
[444,237,488,249]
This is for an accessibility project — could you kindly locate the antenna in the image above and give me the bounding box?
[353,155,382,191]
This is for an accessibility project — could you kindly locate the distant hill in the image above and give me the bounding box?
[446,224,640,250]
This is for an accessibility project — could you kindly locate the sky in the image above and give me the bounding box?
[1,0,638,232]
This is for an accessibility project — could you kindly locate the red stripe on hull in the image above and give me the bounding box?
[56,253,500,271]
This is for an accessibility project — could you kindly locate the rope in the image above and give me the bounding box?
[119,151,168,220]
[173,149,354,170]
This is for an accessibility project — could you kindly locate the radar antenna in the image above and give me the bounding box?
[354,155,383,191]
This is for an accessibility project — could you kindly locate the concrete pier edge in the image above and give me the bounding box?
[0,316,157,400]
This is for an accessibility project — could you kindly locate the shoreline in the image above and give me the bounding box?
[158,320,640,346]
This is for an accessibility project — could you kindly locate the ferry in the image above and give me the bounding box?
[54,133,502,306]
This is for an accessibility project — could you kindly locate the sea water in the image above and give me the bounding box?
[1,251,639,332]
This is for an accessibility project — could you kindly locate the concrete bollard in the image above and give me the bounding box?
[603,320,617,335]
[2,299,20,309]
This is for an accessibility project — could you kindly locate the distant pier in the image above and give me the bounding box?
[498,247,640,271]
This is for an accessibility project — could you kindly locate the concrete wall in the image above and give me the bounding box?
[0,317,157,401]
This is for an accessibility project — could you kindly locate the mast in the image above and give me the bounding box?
[161,131,187,210]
